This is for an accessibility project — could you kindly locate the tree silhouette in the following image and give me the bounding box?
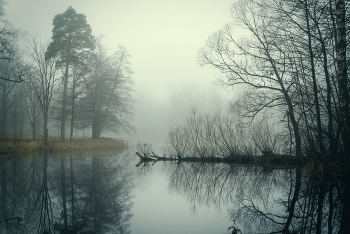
[45,6,95,141]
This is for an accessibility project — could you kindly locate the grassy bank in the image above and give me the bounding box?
[0,137,128,155]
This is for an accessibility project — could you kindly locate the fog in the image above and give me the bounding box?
[6,0,240,145]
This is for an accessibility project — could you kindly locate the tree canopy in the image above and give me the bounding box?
[45,6,95,65]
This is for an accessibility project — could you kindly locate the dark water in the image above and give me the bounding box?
[0,150,348,233]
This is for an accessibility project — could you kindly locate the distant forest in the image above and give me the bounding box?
[0,4,134,143]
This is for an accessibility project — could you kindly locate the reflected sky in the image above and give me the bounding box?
[132,161,230,234]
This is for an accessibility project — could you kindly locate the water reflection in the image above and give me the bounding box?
[0,151,134,234]
[162,162,349,233]
[2,152,349,233]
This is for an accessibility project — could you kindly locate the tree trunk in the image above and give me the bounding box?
[32,117,37,141]
[43,107,48,145]
[70,79,76,142]
[305,0,325,155]
[60,62,69,142]
[335,0,350,157]
[314,8,335,157]
[1,81,7,137]
[92,106,102,139]
[92,117,101,139]
[268,54,303,156]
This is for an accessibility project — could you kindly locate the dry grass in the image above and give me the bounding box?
[0,137,128,155]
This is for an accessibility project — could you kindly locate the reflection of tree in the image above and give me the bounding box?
[1,154,55,233]
[27,154,58,233]
[1,151,134,233]
[164,162,349,233]
[50,152,134,234]
[1,157,28,233]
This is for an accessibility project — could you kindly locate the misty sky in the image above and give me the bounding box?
[6,0,239,146]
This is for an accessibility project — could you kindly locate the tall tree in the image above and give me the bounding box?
[45,6,95,141]
[334,0,349,156]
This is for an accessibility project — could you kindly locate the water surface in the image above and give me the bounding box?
[0,150,348,233]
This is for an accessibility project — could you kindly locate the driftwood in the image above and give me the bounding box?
[136,151,174,161]
[135,152,156,161]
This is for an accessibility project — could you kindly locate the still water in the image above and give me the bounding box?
[0,149,348,233]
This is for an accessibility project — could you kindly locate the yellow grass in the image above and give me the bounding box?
[0,138,128,155]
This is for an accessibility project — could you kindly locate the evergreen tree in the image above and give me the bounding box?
[45,6,95,141]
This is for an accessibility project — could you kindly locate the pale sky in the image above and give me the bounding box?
[6,0,239,147]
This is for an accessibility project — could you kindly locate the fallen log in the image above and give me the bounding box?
[135,152,144,158]
[151,151,163,159]
[135,152,156,161]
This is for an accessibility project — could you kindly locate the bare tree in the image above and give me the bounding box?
[198,1,303,155]
[198,0,349,160]
[0,32,29,137]
[28,36,60,144]
[25,80,42,140]
[164,109,253,158]
[78,42,134,138]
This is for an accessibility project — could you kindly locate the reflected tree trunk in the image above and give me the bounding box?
[328,185,334,234]
[341,174,350,233]
[61,159,68,233]
[31,153,55,233]
[70,156,75,228]
[316,184,325,233]
[284,168,301,232]
[0,160,7,229]
[92,158,102,232]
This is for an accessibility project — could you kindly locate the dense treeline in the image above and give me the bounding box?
[193,0,349,166]
[0,4,134,143]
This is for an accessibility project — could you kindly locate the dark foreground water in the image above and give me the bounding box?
[0,150,349,233]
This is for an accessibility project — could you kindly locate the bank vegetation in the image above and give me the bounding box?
[0,137,128,155]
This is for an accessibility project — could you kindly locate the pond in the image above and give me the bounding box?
[0,149,348,233]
